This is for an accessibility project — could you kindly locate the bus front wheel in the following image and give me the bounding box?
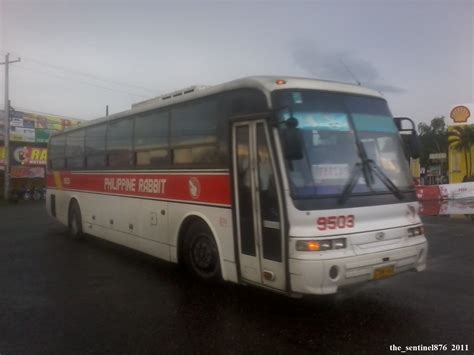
[183,222,222,282]
[68,201,84,239]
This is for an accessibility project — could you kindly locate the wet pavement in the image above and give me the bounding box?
[419,198,474,219]
[0,202,473,354]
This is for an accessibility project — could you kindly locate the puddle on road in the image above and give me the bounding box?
[419,199,474,221]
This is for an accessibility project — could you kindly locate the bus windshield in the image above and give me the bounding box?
[273,90,413,199]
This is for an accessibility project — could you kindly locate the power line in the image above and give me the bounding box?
[11,64,110,99]
[12,53,158,94]
[13,64,152,99]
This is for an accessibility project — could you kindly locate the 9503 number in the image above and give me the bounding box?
[317,215,355,231]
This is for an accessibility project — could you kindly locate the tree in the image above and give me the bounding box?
[417,116,448,169]
[448,125,474,180]
[418,116,446,136]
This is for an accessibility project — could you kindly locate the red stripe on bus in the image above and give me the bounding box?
[46,171,232,206]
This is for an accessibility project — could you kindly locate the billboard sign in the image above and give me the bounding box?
[35,128,56,143]
[8,110,82,143]
[11,146,48,166]
[10,117,24,127]
[10,126,36,142]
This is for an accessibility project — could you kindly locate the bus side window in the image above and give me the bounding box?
[171,98,220,166]
[106,118,134,168]
[134,111,170,168]
[65,129,85,170]
[49,135,66,170]
[85,124,107,169]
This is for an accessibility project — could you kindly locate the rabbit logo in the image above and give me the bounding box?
[189,177,200,199]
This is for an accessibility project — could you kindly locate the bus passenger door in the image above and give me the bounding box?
[232,120,286,291]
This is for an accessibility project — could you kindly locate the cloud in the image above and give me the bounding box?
[291,41,405,94]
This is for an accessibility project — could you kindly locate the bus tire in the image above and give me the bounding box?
[68,200,84,239]
[183,221,222,282]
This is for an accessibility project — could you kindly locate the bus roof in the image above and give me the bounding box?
[52,76,384,136]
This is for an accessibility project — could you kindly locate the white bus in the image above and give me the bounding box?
[46,76,427,296]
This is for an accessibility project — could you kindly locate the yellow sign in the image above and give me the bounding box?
[450,105,471,124]
[410,158,421,179]
[30,148,48,162]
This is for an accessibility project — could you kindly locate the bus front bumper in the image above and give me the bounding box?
[289,241,427,295]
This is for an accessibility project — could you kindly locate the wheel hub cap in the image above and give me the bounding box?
[192,237,213,269]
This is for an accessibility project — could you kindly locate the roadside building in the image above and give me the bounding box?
[0,110,82,199]
[448,104,474,183]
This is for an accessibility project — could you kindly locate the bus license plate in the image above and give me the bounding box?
[373,265,395,280]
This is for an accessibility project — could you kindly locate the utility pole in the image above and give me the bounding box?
[1,53,21,201]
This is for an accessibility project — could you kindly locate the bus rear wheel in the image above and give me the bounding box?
[68,201,84,239]
[183,222,222,282]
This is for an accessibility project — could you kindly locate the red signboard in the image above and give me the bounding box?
[415,185,441,201]
[11,166,45,178]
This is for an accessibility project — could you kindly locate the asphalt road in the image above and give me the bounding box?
[0,202,473,354]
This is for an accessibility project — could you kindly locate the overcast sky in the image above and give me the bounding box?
[0,0,473,124]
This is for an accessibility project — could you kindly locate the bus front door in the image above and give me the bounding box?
[232,120,286,291]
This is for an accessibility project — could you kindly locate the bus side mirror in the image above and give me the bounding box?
[281,118,303,160]
[393,117,403,131]
[394,117,421,159]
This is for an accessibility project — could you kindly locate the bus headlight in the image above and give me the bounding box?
[408,226,424,237]
[296,238,346,251]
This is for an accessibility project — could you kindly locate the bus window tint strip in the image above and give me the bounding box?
[49,88,269,170]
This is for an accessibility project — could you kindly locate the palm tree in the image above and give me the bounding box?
[418,117,448,171]
[448,125,474,180]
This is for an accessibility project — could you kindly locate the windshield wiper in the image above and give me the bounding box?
[338,159,369,205]
[338,120,404,204]
[338,158,403,205]
[369,160,404,199]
